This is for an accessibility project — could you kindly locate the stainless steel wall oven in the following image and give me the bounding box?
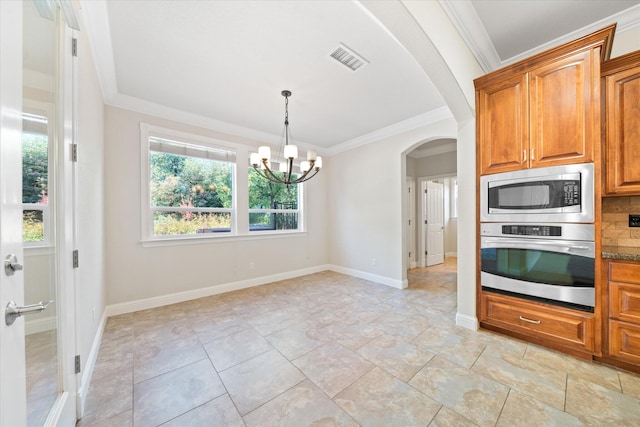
[480,223,595,312]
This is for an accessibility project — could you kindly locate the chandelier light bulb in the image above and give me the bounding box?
[250,152,261,167]
[258,146,271,161]
[279,162,288,173]
[307,150,317,161]
[300,160,311,173]
[315,156,323,169]
[284,145,298,160]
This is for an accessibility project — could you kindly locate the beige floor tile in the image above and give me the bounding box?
[369,311,431,340]
[413,325,486,368]
[244,379,357,427]
[336,367,441,426]
[204,327,273,371]
[219,349,305,415]
[566,376,640,425]
[357,334,435,381]
[471,347,567,410]
[409,356,509,427]
[134,334,207,383]
[133,359,225,427]
[82,374,133,424]
[265,320,329,360]
[192,313,252,344]
[293,342,374,398]
[524,344,622,392]
[496,389,582,427]
[619,369,640,399]
[161,394,244,427]
[83,261,640,426]
[77,410,132,427]
[428,406,478,427]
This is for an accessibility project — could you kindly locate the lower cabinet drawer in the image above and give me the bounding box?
[481,293,595,351]
[609,320,640,365]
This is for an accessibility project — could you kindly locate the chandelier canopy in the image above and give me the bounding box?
[250,90,322,185]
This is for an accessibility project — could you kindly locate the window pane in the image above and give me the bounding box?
[248,168,298,209]
[23,210,44,242]
[249,212,298,231]
[22,132,48,204]
[150,152,233,209]
[153,211,231,236]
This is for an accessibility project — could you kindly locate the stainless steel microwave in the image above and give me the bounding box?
[480,163,594,223]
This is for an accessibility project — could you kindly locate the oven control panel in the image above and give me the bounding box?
[501,225,562,236]
[563,181,580,206]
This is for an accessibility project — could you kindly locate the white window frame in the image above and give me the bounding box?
[140,123,307,245]
[141,123,238,241]
[22,102,55,250]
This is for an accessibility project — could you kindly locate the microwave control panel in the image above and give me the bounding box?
[563,181,580,206]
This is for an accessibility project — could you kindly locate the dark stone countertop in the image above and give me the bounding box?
[602,246,640,262]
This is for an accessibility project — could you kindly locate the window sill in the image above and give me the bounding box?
[140,230,307,248]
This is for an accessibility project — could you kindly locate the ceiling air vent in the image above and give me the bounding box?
[330,43,368,72]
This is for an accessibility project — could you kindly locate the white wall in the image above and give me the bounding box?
[327,117,458,287]
[74,25,106,410]
[413,151,456,178]
[103,106,329,306]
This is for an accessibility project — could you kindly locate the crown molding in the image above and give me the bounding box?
[326,106,453,157]
[503,4,640,66]
[438,0,500,73]
[440,1,640,72]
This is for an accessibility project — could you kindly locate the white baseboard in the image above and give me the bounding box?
[445,252,458,258]
[76,310,107,420]
[25,315,56,335]
[328,265,407,289]
[105,264,409,318]
[456,312,479,331]
[105,265,332,317]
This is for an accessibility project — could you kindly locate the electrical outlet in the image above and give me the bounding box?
[630,214,640,228]
[371,258,377,266]
[249,262,255,269]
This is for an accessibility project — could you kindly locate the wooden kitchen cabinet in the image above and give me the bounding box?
[602,50,640,195]
[606,261,640,368]
[480,292,596,354]
[475,25,614,175]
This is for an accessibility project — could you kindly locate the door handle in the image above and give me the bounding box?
[5,300,53,326]
[4,254,23,276]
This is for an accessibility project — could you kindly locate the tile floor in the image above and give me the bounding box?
[78,258,640,426]
[26,330,58,426]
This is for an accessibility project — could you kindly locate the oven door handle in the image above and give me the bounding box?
[481,239,594,256]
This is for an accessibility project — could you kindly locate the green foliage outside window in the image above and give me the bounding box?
[150,152,232,235]
[22,132,48,242]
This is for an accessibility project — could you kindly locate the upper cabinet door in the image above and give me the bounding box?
[477,73,529,175]
[529,50,596,168]
[603,51,640,195]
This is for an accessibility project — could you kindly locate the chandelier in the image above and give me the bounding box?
[250,90,322,185]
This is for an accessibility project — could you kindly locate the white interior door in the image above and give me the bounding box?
[1,2,28,426]
[426,181,444,266]
[2,2,78,425]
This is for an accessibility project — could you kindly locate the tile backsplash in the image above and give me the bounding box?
[602,196,640,247]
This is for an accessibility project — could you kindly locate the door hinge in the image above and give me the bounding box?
[408,219,411,225]
[409,251,412,258]
[71,143,78,162]
[72,250,79,268]
[72,38,78,57]
[425,251,428,255]
[75,355,81,374]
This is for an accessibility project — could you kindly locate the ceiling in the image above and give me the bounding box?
[81,0,640,156]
